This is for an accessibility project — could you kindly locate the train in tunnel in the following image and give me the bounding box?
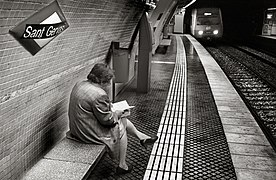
[190,7,223,40]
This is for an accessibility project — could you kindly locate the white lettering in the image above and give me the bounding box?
[46,25,66,37]
[22,23,66,39]
[23,26,32,38]
[30,29,38,38]
[56,25,65,34]
[37,27,45,38]
[46,26,55,37]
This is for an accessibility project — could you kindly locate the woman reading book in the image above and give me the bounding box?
[66,63,158,174]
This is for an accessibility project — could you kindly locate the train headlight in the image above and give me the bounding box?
[213,30,219,35]
[198,30,203,35]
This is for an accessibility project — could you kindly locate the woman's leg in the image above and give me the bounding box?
[118,130,128,169]
[117,118,157,172]
[123,118,150,140]
[117,119,147,169]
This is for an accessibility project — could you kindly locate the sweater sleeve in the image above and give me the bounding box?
[92,95,118,127]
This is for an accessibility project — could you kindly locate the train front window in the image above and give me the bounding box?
[197,17,220,25]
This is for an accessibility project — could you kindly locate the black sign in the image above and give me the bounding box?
[9,0,69,55]
[22,22,67,39]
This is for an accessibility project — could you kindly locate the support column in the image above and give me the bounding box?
[137,12,152,93]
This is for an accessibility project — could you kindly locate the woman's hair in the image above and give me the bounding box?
[87,63,114,84]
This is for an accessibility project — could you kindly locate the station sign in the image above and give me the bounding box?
[9,0,69,55]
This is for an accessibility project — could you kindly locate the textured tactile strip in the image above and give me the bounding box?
[87,37,176,180]
[182,36,237,180]
[143,35,187,180]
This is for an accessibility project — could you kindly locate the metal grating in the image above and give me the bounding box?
[182,36,237,180]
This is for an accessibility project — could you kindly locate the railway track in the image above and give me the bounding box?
[205,43,276,151]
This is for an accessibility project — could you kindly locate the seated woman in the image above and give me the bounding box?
[66,62,158,174]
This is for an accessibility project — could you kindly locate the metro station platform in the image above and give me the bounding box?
[88,34,276,180]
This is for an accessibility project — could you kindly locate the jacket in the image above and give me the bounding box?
[66,80,120,159]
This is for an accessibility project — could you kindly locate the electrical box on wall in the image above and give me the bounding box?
[174,13,184,33]
[112,42,130,83]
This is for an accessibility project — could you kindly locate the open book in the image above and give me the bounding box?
[111,100,135,111]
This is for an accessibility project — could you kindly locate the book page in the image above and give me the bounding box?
[111,100,135,111]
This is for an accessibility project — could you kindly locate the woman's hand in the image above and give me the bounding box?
[122,109,130,117]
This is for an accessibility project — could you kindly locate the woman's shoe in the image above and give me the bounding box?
[116,164,133,175]
[140,135,158,149]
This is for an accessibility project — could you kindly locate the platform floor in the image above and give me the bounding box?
[88,34,276,180]
[259,35,276,40]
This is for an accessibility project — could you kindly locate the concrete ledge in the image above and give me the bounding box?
[159,39,171,46]
[22,138,106,180]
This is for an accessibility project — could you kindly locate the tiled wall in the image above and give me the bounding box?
[0,0,144,179]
